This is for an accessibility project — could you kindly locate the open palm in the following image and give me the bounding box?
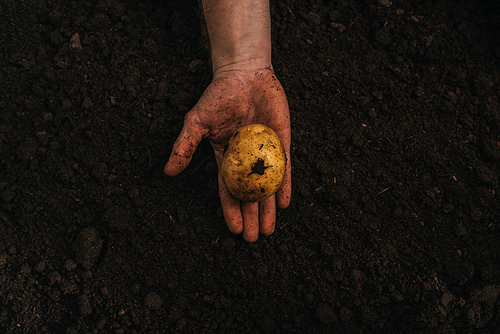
[164,68,291,242]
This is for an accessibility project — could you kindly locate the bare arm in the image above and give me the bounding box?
[202,0,272,75]
[165,0,291,242]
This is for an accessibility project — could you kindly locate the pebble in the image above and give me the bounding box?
[69,33,83,50]
[441,292,454,306]
[144,292,163,310]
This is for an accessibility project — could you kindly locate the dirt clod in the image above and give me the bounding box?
[144,292,163,311]
[73,227,104,270]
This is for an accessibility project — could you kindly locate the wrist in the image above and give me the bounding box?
[202,0,272,76]
[211,48,272,77]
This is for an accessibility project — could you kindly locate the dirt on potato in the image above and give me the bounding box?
[0,0,499,333]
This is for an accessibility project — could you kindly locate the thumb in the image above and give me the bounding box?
[164,111,207,176]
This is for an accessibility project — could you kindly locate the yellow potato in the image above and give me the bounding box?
[221,124,286,202]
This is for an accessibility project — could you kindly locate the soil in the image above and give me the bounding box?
[1,0,499,333]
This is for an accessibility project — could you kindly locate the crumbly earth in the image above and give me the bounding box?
[1,0,499,333]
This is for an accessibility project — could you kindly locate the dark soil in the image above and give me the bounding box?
[1,0,499,332]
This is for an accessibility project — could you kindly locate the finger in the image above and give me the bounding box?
[259,195,276,236]
[259,78,292,209]
[218,172,243,235]
[164,111,207,176]
[241,201,259,243]
[277,151,292,209]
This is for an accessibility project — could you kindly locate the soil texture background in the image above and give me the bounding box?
[1,0,499,332]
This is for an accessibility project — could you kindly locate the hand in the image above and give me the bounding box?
[164,67,291,242]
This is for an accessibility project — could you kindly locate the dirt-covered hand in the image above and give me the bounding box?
[164,68,291,242]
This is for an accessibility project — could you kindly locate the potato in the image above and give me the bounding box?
[221,124,286,202]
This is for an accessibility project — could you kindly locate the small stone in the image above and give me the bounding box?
[144,292,163,310]
[441,292,454,306]
[69,33,83,50]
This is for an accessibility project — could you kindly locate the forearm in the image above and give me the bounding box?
[201,0,272,75]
